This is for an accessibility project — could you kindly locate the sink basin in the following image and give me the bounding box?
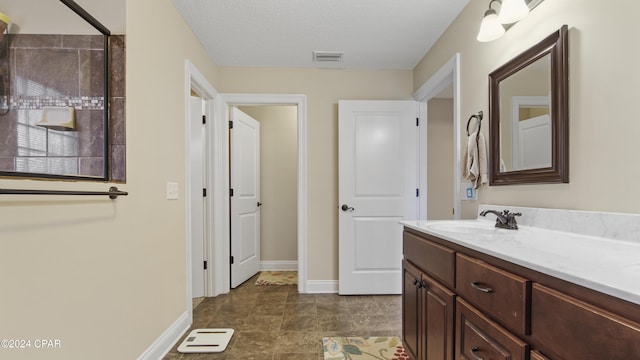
[426,221,500,235]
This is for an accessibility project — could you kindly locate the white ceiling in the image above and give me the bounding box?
[171,0,470,70]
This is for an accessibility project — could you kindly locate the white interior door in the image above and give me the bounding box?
[338,100,418,295]
[190,96,206,298]
[230,107,261,288]
[514,114,551,170]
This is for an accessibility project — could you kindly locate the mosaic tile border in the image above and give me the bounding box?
[0,96,104,110]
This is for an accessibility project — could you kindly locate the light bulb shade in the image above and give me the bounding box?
[498,0,530,24]
[477,9,505,42]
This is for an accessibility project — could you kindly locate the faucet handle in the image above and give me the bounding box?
[502,209,521,217]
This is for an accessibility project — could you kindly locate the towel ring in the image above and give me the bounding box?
[466,111,483,136]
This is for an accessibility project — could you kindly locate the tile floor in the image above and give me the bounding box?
[164,273,403,359]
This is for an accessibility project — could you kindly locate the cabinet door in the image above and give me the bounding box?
[403,260,423,360]
[423,272,455,360]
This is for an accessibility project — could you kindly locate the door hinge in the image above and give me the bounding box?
[230,256,234,265]
[416,188,420,197]
[202,115,206,124]
[203,260,208,270]
[229,188,234,197]
[229,120,234,129]
[203,188,207,197]
[453,208,455,215]
[416,117,419,126]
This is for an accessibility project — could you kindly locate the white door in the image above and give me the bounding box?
[338,100,418,295]
[514,114,551,170]
[190,96,206,298]
[230,107,261,288]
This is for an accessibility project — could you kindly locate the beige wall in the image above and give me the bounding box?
[0,0,219,358]
[0,0,126,34]
[219,68,413,280]
[427,98,455,220]
[238,106,298,262]
[414,0,640,216]
[6,0,636,357]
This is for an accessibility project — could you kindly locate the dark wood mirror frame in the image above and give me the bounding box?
[488,25,568,185]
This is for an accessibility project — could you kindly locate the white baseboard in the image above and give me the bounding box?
[260,261,298,271]
[306,280,339,293]
[137,311,191,360]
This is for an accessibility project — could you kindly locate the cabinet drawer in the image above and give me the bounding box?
[403,231,455,288]
[456,298,528,360]
[531,284,640,360]
[456,253,530,335]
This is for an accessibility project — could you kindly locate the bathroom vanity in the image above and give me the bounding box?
[401,206,640,360]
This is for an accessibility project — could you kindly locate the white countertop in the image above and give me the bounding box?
[401,219,640,306]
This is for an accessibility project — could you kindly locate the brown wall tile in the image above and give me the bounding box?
[15,48,80,96]
[110,97,125,145]
[80,49,105,97]
[79,157,104,177]
[0,111,17,156]
[76,109,104,157]
[110,144,126,183]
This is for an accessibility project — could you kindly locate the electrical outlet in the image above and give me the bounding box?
[166,182,179,200]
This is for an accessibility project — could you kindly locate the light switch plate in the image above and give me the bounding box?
[461,181,476,201]
[166,182,179,200]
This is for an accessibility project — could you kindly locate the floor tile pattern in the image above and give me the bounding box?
[164,273,403,360]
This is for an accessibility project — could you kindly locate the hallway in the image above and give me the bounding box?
[164,273,403,359]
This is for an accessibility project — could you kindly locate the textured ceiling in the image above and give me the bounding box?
[171,0,470,69]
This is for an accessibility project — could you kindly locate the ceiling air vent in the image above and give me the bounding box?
[313,51,343,62]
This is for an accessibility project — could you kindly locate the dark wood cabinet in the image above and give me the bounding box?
[404,231,455,288]
[403,228,640,360]
[403,260,422,360]
[456,253,531,335]
[456,297,528,360]
[403,259,455,360]
[531,284,640,360]
[423,271,455,360]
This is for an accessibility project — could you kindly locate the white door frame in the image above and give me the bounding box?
[184,61,218,319]
[216,93,308,294]
[413,53,461,220]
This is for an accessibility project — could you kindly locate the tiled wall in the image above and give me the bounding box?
[110,35,126,182]
[0,34,126,182]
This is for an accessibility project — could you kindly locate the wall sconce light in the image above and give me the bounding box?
[477,0,542,42]
[477,0,505,42]
[498,0,529,24]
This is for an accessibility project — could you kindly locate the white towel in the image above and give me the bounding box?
[463,131,488,189]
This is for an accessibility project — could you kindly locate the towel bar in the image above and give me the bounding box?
[0,186,128,199]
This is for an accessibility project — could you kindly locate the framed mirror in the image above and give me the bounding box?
[0,0,111,181]
[488,25,568,185]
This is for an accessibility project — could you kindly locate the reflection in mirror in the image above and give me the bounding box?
[499,54,551,172]
[0,0,110,181]
[489,25,568,185]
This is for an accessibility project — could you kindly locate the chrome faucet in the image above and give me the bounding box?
[480,209,522,230]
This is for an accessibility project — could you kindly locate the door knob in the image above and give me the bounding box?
[341,204,355,212]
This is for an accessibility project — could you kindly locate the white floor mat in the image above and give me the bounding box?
[177,328,234,353]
